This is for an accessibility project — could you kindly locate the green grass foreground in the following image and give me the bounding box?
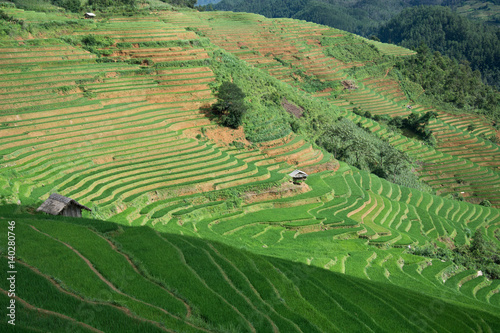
[1,213,499,332]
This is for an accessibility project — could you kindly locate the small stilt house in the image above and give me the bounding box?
[289,169,308,183]
[84,12,96,19]
[37,193,91,218]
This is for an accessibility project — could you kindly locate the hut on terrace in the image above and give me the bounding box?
[289,169,308,184]
[84,13,96,19]
[37,193,91,218]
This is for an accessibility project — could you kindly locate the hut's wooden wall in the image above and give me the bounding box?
[61,204,82,218]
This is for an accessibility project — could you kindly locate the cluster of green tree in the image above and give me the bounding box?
[211,82,248,128]
[317,118,429,191]
[395,45,500,123]
[387,111,438,146]
[410,230,500,279]
[209,49,294,142]
[378,6,500,89]
[162,0,197,8]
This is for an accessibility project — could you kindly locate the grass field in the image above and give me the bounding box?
[1,213,500,332]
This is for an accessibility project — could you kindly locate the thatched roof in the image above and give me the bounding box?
[36,193,91,215]
[289,169,308,178]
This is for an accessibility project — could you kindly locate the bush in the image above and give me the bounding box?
[480,200,492,207]
[409,229,500,280]
[316,118,427,190]
[81,34,114,48]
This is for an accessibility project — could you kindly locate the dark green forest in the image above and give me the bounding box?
[379,6,500,89]
[395,45,500,124]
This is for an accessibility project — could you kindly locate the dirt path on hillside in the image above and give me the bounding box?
[0,287,104,333]
[10,260,181,332]
[28,225,208,332]
[88,228,193,319]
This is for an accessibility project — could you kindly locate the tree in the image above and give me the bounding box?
[470,229,487,256]
[212,82,248,129]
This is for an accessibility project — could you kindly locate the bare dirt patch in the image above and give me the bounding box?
[281,98,303,118]
[306,39,321,47]
[93,155,114,165]
[341,80,358,90]
[243,181,311,204]
[302,159,340,174]
[204,125,251,146]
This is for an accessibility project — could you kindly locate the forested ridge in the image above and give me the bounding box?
[213,0,411,36]
[395,45,500,125]
[379,6,500,89]
[212,0,500,35]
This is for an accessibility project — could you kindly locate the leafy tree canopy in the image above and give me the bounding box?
[395,44,500,122]
[378,6,500,89]
[317,118,429,192]
[212,82,248,129]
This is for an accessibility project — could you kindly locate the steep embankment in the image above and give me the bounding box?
[1,214,500,332]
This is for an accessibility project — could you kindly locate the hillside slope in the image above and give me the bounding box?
[2,213,500,332]
[212,0,500,35]
[0,5,500,332]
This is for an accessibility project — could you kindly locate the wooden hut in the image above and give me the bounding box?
[289,169,308,183]
[37,193,91,218]
[84,12,96,19]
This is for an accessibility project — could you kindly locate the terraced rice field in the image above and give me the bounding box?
[2,213,499,332]
[0,14,333,221]
[159,10,500,207]
[2,8,500,332]
[163,11,352,85]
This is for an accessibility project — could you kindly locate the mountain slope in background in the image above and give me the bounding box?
[196,0,221,5]
[213,0,500,34]
[213,0,412,35]
[378,5,500,89]
[212,0,500,89]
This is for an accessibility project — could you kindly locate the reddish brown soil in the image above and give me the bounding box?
[243,181,311,204]
[302,159,340,174]
[281,98,304,118]
[204,125,251,146]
